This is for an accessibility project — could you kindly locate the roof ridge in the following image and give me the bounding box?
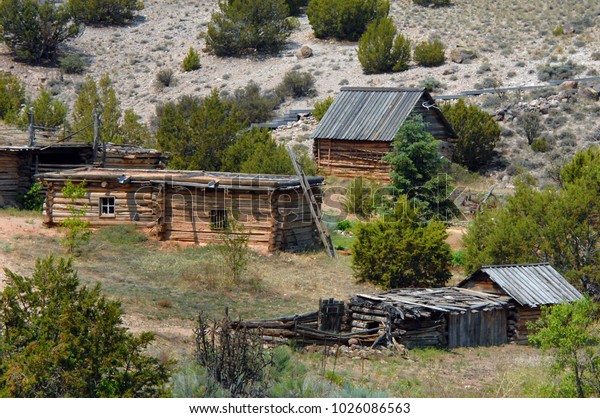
[481,263,551,268]
[340,86,425,92]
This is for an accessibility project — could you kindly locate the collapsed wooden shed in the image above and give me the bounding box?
[40,167,325,252]
[311,87,456,181]
[0,143,166,207]
[348,288,510,349]
[458,263,584,344]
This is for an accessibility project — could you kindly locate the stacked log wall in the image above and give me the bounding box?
[0,151,31,206]
[313,139,392,181]
[513,306,542,344]
[43,180,157,227]
[272,186,322,251]
[160,188,275,251]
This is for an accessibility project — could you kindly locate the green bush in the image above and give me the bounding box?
[182,47,200,72]
[0,0,80,63]
[419,77,445,92]
[307,0,389,41]
[352,216,452,288]
[275,70,316,99]
[156,68,174,87]
[0,71,25,122]
[313,96,333,121]
[343,177,380,218]
[413,38,446,67]
[357,17,411,74]
[222,128,295,175]
[0,255,172,397]
[155,90,243,171]
[20,87,68,129]
[206,0,293,56]
[441,99,501,171]
[68,0,144,25]
[520,111,542,145]
[59,54,88,74]
[71,74,122,143]
[337,219,352,231]
[538,60,584,82]
[227,81,279,124]
[413,0,450,7]
[531,137,549,152]
[19,181,44,212]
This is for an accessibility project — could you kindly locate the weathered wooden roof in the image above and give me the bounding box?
[351,287,509,320]
[460,263,583,307]
[311,87,453,142]
[39,167,324,191]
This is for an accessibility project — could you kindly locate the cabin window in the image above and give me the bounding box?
[99,197,115,217]
[210,209,227,230]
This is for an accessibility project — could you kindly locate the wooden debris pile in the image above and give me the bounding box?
[348,287,510,348]
[232,310,383,347]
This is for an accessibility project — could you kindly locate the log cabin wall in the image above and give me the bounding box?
[513,306,542,344]
[160,186,277,251]
[272,186,322,251]
[0,151,31,207]
[43,173,323,252]
[313,139,392,181]
[43,179,156,228]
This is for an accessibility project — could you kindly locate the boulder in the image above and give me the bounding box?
[559,80,578,90]
[450,47,477,64]
[296,45,313,59]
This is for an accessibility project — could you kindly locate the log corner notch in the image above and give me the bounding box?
[38,167,326,253]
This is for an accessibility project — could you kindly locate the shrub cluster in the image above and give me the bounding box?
[226,81,279,124]
[20,87,68,129]
[307,0,389,41]
[357,17,411,74]
[59,54,89,74]
[68,0,144,25]
[413,38,446,67]
[206,0,293,56]
[0,71,25,123]
[0,0,80,63]
[275,70,316,99]
[182,47,200,72]
[441,99,501,171]
[538,60,584,82]
[312,96,334,121]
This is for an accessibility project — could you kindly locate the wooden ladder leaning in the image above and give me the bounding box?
[287,145,336,258]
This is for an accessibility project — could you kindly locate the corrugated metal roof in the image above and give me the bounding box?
[463,263,583,307]
[311,87,431,142]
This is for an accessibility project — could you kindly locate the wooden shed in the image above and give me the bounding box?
[311,87,456,181]
[347,288,510,349]
[40,168,325,252]
[0,143,166,207]
[458,264,584,344]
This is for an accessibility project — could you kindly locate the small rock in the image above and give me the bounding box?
[560,81,578,90]
[296,45,313,59]
[348,338,359,346]
[563,24,575,34]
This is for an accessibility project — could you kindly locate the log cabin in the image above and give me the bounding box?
[0,143,166,207]
[40,167,325,252]
[458,263,583,344]
[311,87,456,181]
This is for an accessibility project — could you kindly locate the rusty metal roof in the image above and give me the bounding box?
[462,264,583,307]
[311,87,443,142]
